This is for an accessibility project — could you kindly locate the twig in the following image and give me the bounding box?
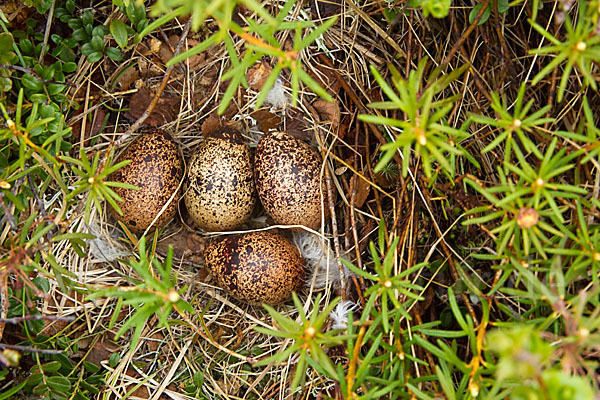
[0,343,65,355]
[0,193,16,231]
[325,163,347,299]
[0,64,75,88]
[349,134,366,302]
[119,18,192,142]
[0,64,33,74]
[442,0,490,65]
[28,174,47,218]
[39,0,56,64]
[0,314,75,324]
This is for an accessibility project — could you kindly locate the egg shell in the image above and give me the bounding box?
[184,130,256,231]
[205,230,306,305]
[254,131,324,230]
[109,132,183,233]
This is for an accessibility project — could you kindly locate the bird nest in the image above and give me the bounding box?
[3,0,592,399]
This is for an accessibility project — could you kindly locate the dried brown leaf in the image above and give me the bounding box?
[158,41,174,65]
[168,36,208,71]
[351,174,371,208]
[251,109,281,132]
[125,87,180,127]
[150,37,163,56]
[86,338,120,367]
[313,99,340,128]
[146,332,164,352]
[310,0,342,17]
[115,67,139,90]
[157,230,207,260]
[0,2,31,25]
[201,114,221,137]
[69,107,106,146]
[125,369,151,398]
[308,64,342,95]
[246,61,272,91]
[285,108,312,141]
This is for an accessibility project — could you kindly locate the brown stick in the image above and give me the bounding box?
[325,163,347,299]
[419,177,479,325]
[442,1,490,65]
[119,18,192,142]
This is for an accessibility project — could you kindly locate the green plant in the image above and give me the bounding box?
[557,96,600,165]
[385,0,452,21]
[358,60,470,178]
[110,0,148,48]
[250,222,429,397]
[60,147,137,224]
[71,10,122,63]
[341,223,425,333]
[255,293,348,392]
[529,1,600,102]
[0,32,16,92]
[470,83,553,169]
[156,0,335,113]
[469,0,509,25]
[464,137,586,258]
[86,238,193,352]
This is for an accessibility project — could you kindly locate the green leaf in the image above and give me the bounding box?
[424,0,451,18]
[406,383,434,400]
[46,376,71,393]
[87,52,103,63]
[497,0,509,13]
[0,380,27,399]
[83,361,101,373]
[91,35,104,52]
[52,232,96,242]
[105,46,123,61]
[20,38,33,55]
[82,10,94,27]
[0,32,14,52]
[110,20,129,48]
[22,74,43,91]
[47,83,65,95]
[0,76,12,92]
[469,3,490,25]
[39,361,62,373]
[72,28,88,42]
[62,62,77,73]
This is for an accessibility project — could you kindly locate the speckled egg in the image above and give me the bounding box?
[205,230,306,305]
[254,131,324,230]
[109,132,183,233]
[184,130,256,231]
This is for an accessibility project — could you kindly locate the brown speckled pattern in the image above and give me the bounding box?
[205,231,306,305]
[184,132,256,231]
[254,131,323,230]
[109,132,183,233]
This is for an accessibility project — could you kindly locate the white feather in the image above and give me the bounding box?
[292,231,352,289]
[86,222,131,262]
[264,76,289,109]
[330,300,359,330]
